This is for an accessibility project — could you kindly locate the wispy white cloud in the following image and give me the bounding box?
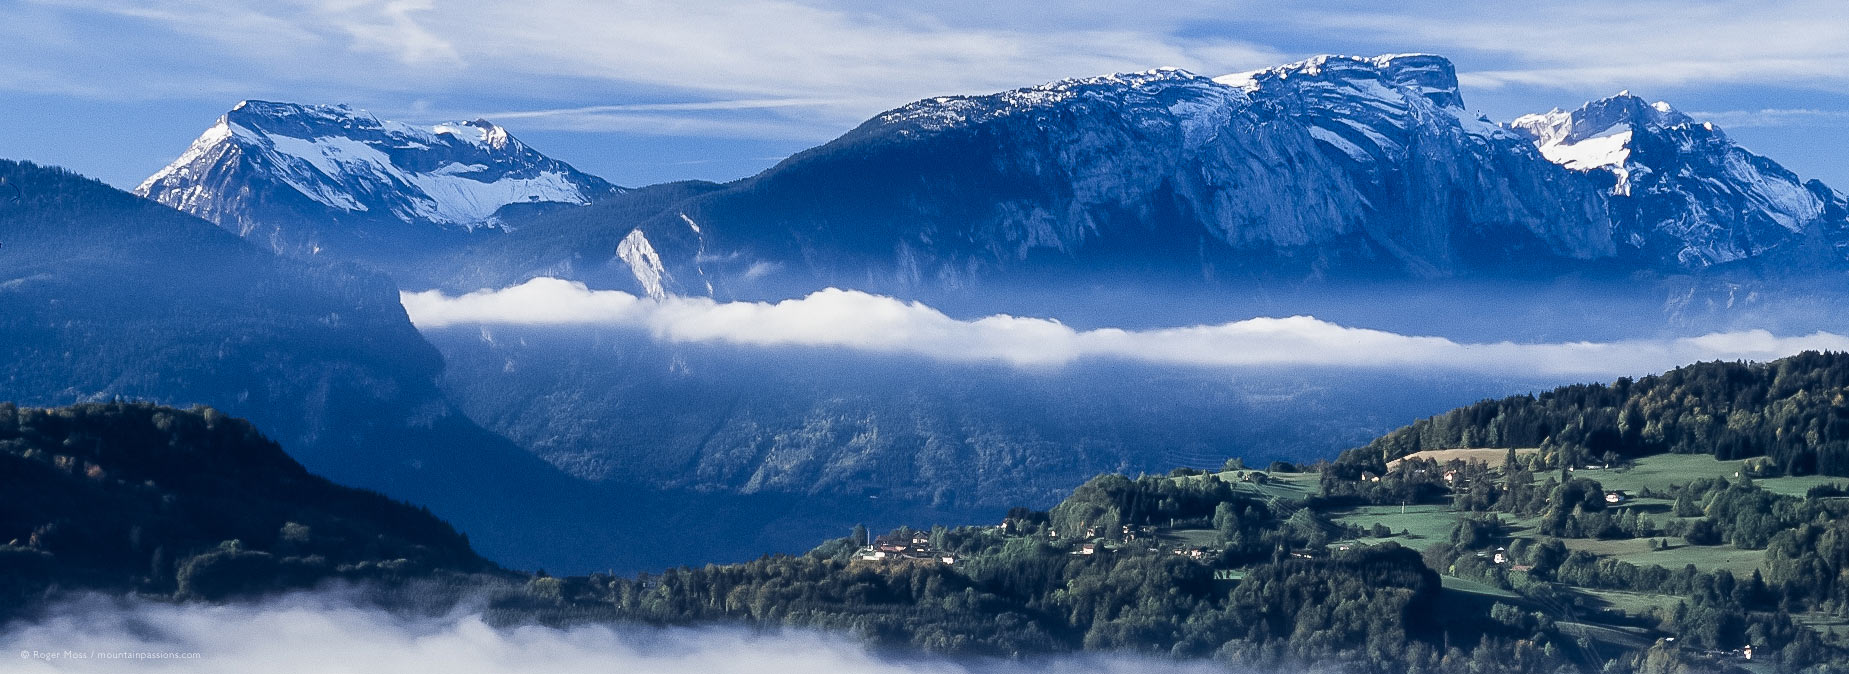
[458,99,903,140]
[2,592,1227,674]
[401,278,1849,377]
[469,111,846,141]
[2,0,1282,136]
[1683,108,1849,129]
[10,1,1849,118]
[1287,0,1849,92]
[486,99,859,117]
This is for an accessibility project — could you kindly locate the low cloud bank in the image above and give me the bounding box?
[401,278,1849,376]
[1,593,1220,674]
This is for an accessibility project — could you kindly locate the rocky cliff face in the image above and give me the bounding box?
[532,54,1847,298]
[136,101,620,262]
[653,56,1613,290]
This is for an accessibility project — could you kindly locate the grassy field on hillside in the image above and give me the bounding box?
[1554,535,1764,574]
[1583,588,1679,616]
[1578,453,1846,497]
[1329,504,1468,544]
[1610,542,1768,575]
[1155,445,1849,658]
[1156,527,1221,548]
[1572,454,1734,492]
[1316,454,1815,574]
[1200,469,1320,504]
[1441,575,1521,599]
[1326,453,1798,594]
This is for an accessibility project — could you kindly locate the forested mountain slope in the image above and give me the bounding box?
[1339,351,1849,475]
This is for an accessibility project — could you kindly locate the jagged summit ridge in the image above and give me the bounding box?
[1511,93,1693,147]
[1213,53,1519,166]
[872,67,1243,138]
[136,100,622,257]
[1509,94,1694,182]
[1216,53,1465,109]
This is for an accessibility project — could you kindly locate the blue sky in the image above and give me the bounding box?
[5,0,1849,191]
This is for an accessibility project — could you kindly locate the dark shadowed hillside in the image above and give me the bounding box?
[0,160,746,573]
[0,402,488,610]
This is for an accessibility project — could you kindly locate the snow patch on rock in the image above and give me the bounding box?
[617,229,668,301]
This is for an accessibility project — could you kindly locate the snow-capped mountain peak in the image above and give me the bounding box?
[1510,92,1840,267]
[137,100,621,257]
[432,119,514,150]
[1509,93,1696,185]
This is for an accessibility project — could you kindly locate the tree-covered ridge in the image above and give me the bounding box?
[0,402,488,609]
[504,515,1452,670]
[1340,351,1849,475]
[481,472,1594,674]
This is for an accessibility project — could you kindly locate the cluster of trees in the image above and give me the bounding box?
[1042,473,1328,564]
[1681,475,1821,548]
[1048,473,1261,539]
[1213,545,1442,665]
[1765,515,1849,613]
[1213,499,1295,560]
[0,402,488,611]
[1551,506,1662,540]
[1524,477,1671,540]
[1341,352,1849,476]
[1317,457,1450,506]
[1472,458,1545,514]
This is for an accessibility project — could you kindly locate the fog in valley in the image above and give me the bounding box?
[3,592,1230,674]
